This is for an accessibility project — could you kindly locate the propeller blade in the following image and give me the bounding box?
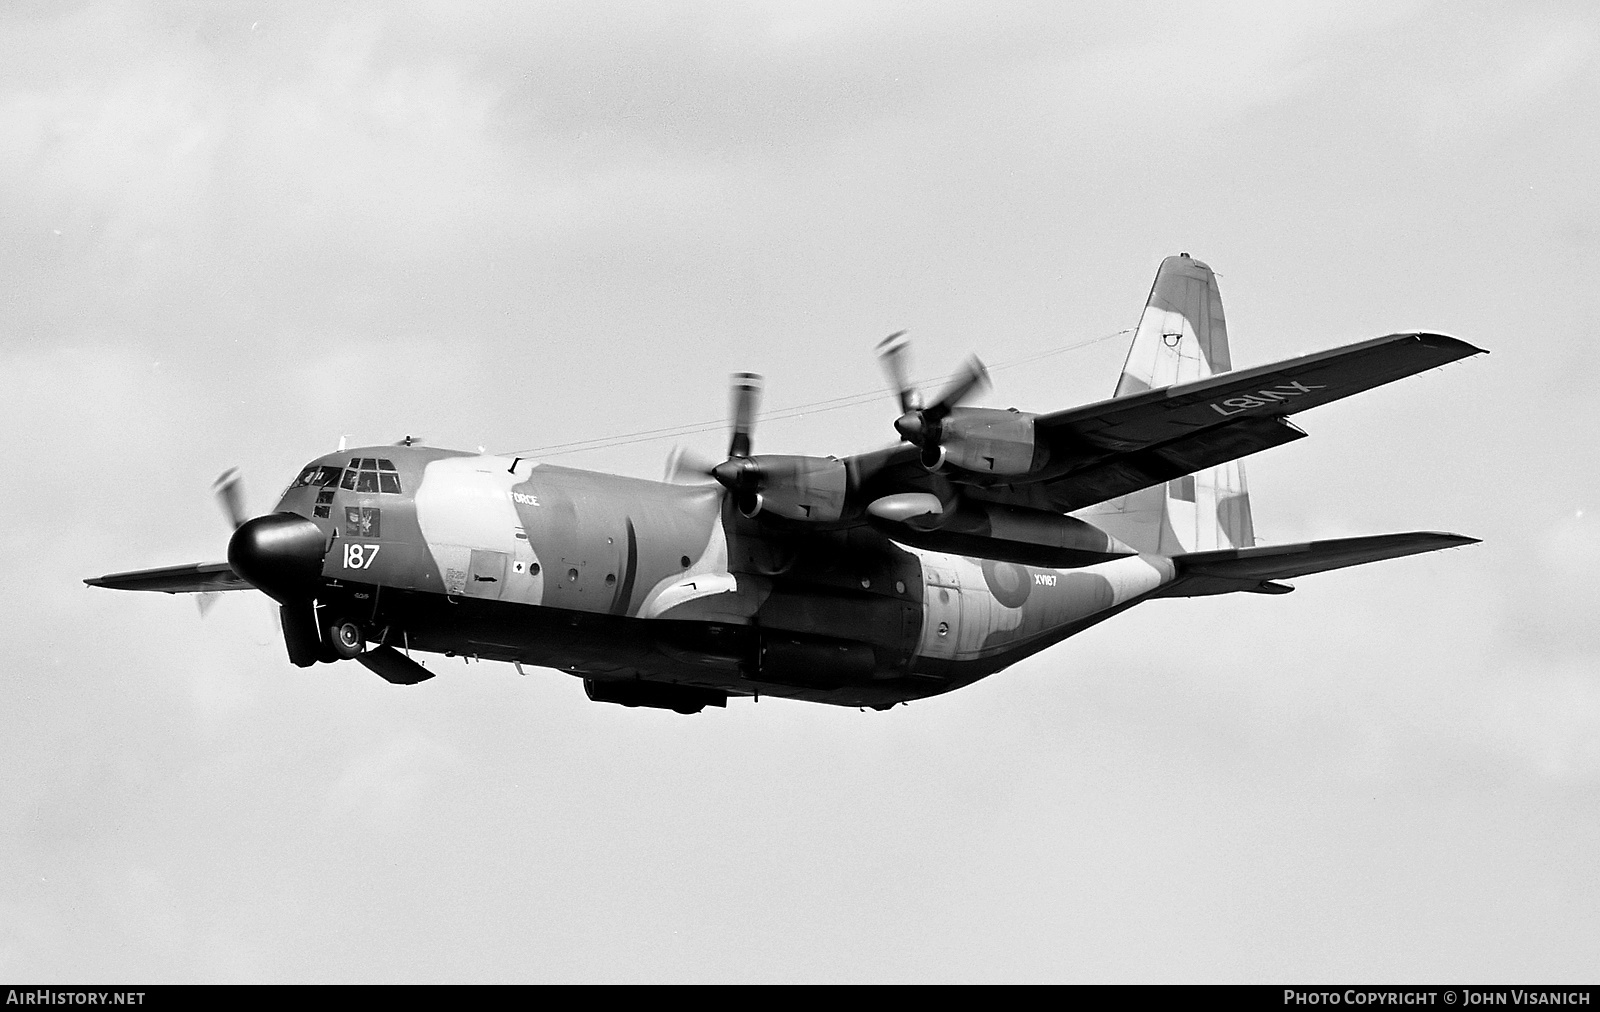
[876,330,919,412]
[728,372,762,459]
[925,356,989,420]
[663,445,720,484]
[213,467,247,530]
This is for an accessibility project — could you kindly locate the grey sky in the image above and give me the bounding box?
[3,0,1597,982]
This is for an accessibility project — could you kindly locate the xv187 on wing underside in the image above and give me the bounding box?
[87,255,1486,714]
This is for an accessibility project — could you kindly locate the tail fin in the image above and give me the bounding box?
[1079,254,1256,554]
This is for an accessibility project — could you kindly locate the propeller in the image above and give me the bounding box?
[876,333,989,468]
[208,465,326,638]
[663,445,720,484]
[213,467,247,530]
[660,372,766,514]
[664,373,763,483]
[876,331,920,412]
[199,467,248,616]
[726,372,761,459]
[662,371,846,521]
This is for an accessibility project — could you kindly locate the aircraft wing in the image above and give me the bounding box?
[85,562,253,594]
[1156,532,1480,597]
[967,331,1483,512]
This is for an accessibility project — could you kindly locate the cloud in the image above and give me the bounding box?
[5,0,1600,982]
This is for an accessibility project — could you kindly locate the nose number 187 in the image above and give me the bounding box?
[344,543,380,570]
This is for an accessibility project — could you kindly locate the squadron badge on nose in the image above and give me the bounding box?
[344,507,380,539]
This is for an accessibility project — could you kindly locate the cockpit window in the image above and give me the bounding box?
[292,465,345,488]
[341,458,404,494]
[376,459,400,492]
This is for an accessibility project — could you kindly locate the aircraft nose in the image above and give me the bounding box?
[228,513,328,604]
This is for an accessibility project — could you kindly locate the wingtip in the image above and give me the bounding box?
[1422,532,1481,548]
[1411,332,1489,358]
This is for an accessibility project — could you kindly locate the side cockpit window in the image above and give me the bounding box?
[341,458,403,495]
[290,465,345,519]
[293,465,345,489]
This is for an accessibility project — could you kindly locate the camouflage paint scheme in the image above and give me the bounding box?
[267,444,1178,708]
[88,255,1486,712]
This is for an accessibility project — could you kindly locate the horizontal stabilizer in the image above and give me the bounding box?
[1157,532,1479,597]
[85,562,252,594]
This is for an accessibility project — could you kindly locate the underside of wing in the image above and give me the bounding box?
[970,412,1307,513]
[85,562,252,594]
[1156,532,1480,597]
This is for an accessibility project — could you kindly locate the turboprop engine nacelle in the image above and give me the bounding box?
[716,454,848,522]
[929,407,1039,475]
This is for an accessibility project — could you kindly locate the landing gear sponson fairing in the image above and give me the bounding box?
[88,256,1485,713]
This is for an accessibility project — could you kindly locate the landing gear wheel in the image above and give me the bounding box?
[328,619,365,660]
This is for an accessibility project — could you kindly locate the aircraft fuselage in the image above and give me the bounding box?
[278,445,1173,709]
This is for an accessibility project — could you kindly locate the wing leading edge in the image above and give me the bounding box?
[85,562,252,594]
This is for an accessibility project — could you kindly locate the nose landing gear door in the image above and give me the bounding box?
[465,549,507,600]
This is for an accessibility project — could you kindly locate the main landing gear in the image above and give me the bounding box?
[328,618,365,660]
[280,604,367,666]
[281,603,435,684]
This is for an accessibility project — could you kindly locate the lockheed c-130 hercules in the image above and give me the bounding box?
[87,255,1485,713]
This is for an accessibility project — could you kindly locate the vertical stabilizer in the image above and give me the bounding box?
[1079,255,1256,555]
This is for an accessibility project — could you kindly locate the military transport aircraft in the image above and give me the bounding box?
[87,255,1485,713]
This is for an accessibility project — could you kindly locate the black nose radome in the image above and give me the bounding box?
[228,513,328,604]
